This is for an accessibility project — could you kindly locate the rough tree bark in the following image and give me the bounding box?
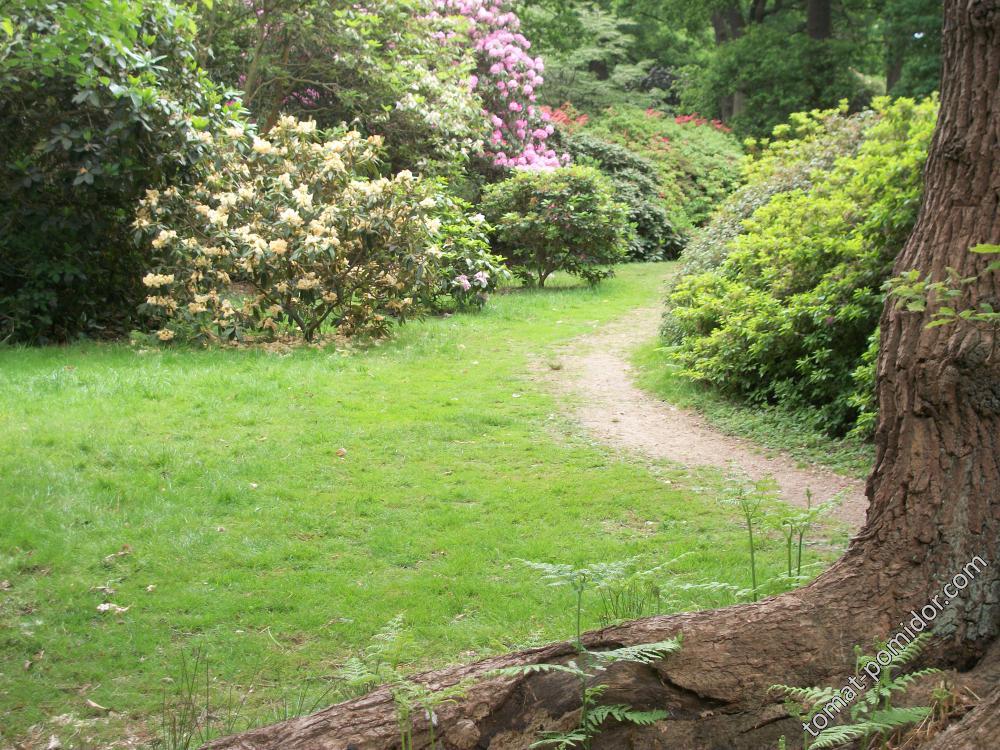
[711,5,747,119]
[205,2,1000,747]
[806,0,832,39]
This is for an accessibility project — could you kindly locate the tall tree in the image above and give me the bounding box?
[807,0,833,38]
[884,0,944,95]
[205,1,999,746]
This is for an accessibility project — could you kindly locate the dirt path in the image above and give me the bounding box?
[538,305,869,529]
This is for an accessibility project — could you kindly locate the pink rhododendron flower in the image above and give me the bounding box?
[431,0,566,169]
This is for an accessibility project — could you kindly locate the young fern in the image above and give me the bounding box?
[498,560,681,749]
[334,616,470,749]
[592,638,684,665]
[334,614,409,698]
[805,707,934,750]
[772,632,940,750]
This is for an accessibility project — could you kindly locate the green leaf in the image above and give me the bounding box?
[593,637,683,665]
[1,17,13,37]
[970,244,1000,254]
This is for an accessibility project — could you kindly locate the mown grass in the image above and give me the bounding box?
[0,263,846,746]
[632,341,874,478]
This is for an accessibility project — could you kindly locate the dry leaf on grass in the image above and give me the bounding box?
[102,545,132,565]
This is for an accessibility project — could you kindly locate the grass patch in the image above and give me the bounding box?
[632,340,874,478]
[0,264,845,745]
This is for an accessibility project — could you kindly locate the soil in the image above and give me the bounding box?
[536,305,869,529]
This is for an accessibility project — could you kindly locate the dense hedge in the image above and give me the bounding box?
[0,0,238,343]
[564,133,683,261]
[663,97,938,437]
[581,106,744,233]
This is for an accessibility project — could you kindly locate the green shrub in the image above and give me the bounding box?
[194,0,485,178]
[424,193,509,310]
[481,166,631,287]
[564,133,683,261]
[676,104,876,278]
[581,106,744,232]
[137,118,446,343]
[847,330,880,440]
[0,0,239,344]
[664,96,937,436]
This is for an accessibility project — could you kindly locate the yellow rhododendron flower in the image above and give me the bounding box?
[269,239,289,255]
[142,273,174,288]
[296,275,320,290]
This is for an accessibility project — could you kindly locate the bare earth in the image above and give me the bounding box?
[537,305,869,529]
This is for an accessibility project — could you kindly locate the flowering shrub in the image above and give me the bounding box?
[136,117,446,343]
[0,0,240,343]
[481,166,630,287]
[541,103,590,132]
[198,0,485,177]
[433,0,565,169]
[673,113,732,133]
[579,106,744,232]
[426,193,509,309]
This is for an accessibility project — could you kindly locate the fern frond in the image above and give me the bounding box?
[891,632,934,667]
[515,559,579,585]
[883,667,942,693]
[335,655,372,682]
[869,706,932,725]
[619,708,669,725]
[489,663,586,679]
[581,703,667,730]
[593,636,682,664]
[858,668,939,711]
[369,614,405,648]
[770,683,840,707]
[530,729,588,749]
[808,723,868,749]
[809,707,931,749]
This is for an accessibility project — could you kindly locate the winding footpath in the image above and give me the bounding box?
[538,305,869,529]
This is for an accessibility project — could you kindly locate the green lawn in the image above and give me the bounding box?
[0,263,847,746]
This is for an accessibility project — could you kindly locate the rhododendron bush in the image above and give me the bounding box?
[581,105,744,230]
[425,194,509,309]
[197,0,486,176]
[481,166,631,287]
[433,0,566,170]
[136,117,492,343]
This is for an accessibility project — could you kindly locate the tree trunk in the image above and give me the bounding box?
[204,2,1000,747]
[711,6,747,119]
[806,0,833,40]
[886,47,905,93]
